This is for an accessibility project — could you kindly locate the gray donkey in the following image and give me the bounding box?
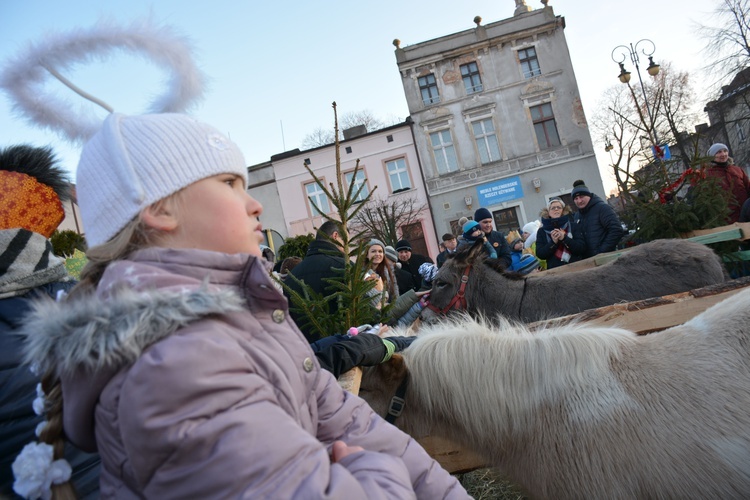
[422,238,725,323]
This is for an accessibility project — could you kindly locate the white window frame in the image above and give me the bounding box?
[430,129,459,175]
[460,62,483,94]
[344,169,369,202]
[385,157,411,193]
[518,46,542,79]
[472,118,501,163]
[418,74,440,105]
[305,181,330,216]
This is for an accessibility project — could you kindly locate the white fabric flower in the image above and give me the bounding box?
[35,421,47,438]
[12,442,71,500]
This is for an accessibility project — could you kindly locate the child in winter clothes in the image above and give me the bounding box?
[460,220,497,259]
[16,113,467,499]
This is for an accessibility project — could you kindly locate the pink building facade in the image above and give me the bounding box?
[270,121,440,260]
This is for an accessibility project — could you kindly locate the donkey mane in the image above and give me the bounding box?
[404,315,636,435]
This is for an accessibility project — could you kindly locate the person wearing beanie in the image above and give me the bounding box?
[436,232,458,268]
[696,143,750,223]
[521,220,546,270]
[0,145,100,498]
[460,220,498,259]
[364,238,398,307]
[394,238,433,293]
[571,180,625,258]
[516,253,540,275]
[384,245,416,295]
[536,197,586,269]
[471,207,512,267]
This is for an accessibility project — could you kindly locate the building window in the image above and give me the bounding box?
[460,62,483,94]
[344,170,369,203]
[519,47,541,79]
[418,74,440,105]
[305,181,330,216]
[531,103,561,149]
[345,146,352,154]
[386,135,394,143]
[472,118,501,163]
[386,158,411,193]
[430,130,459,174]
[737,122,747,142]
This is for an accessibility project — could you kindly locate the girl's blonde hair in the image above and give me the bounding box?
[40,193,181,497]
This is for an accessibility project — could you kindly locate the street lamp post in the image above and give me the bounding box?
[611,39,661,148]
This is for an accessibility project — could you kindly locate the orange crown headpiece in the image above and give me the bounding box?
[0,145,68,238]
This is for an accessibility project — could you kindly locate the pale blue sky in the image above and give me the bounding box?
[0,0,714,194]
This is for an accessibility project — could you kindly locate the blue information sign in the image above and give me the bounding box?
[476,176,524,206]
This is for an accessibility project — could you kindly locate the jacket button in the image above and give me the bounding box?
[303,357,314,372]
[272,309,285,323]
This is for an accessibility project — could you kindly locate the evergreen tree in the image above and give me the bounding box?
[281,102,391,338]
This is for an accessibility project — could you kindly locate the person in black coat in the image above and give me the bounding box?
[473,207,512,268]
[395,239,432,292]
[535,198,587,268]
[436,233,458,268]
[0,145,99,499]
[570,180,625,258]
[284,220,347,342]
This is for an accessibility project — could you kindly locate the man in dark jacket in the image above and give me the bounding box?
[395,239,433,292]
[0,145,99,499]
[285,220,347,342]
[473,207,512,268]
[436,233,458,268]
[571,179,625,258]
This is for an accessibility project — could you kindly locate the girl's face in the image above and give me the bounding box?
[513,241,523,251]
[368,245,384,266]
[158,174,265,257]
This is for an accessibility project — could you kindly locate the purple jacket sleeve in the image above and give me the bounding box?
[313,370,470,499]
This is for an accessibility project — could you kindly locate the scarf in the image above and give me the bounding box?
[0,228,70,299]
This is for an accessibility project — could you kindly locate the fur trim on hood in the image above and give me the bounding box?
[21,286,245,376]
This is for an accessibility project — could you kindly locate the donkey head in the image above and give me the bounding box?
[421,240,489,323]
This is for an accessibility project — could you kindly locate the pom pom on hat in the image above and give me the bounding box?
[707,143,728,157]
[384,245,398,263]
[474,207,492,222]
[517,254,539,275]
[570,180,592,198]
[395,239,411,251]
[76,113,248,247]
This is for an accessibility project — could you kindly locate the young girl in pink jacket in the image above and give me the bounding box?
[15,112,467,499]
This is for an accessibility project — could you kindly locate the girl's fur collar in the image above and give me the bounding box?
[21,286,245,376]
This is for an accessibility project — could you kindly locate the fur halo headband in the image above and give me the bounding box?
[0,18,207,143]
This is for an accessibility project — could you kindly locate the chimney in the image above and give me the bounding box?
[343,125,368,140]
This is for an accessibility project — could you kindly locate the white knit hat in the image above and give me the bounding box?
[77,113,248,247]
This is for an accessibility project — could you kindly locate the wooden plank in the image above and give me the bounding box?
[416,436,486,474]
[681,222,750,241]
[686,228,743,245]
[337,366,362,394]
